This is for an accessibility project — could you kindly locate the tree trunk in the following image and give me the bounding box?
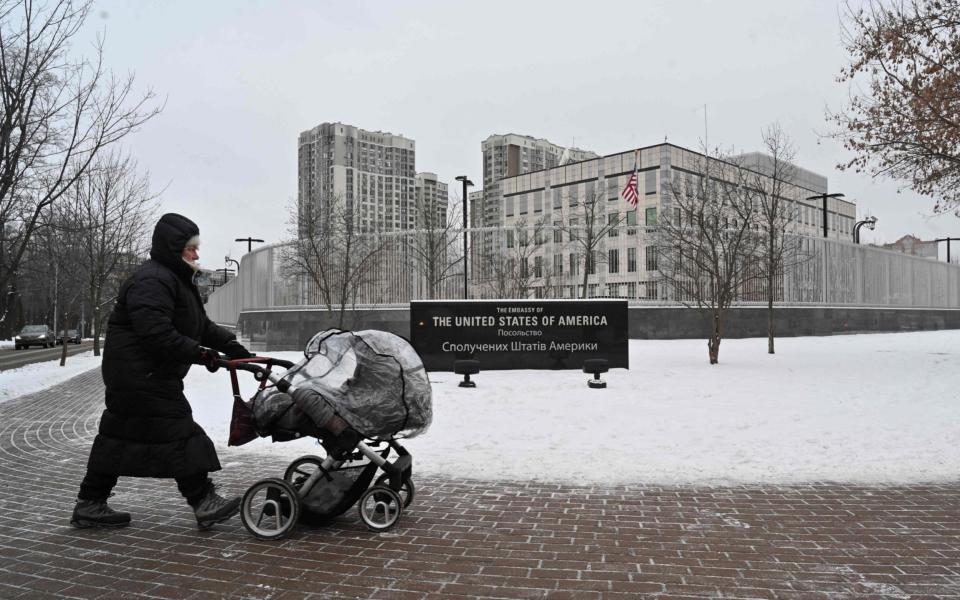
[767,232,776,355]
[708,310,723,364]
[59,307,68,366]
[767,271,775,355]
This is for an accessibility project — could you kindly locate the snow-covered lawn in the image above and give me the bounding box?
[0,350,102,403]
[3,331,958,485]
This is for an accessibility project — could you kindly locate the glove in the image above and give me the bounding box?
[223,340,253,359]
[195,346,220,372]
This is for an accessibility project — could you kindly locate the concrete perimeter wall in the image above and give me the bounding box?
[236,306,960,351]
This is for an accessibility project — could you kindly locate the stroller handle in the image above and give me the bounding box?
[215,355,297,393]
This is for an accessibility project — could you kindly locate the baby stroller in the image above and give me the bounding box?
[210,329,432,540]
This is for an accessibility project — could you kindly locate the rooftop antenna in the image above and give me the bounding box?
[704,103,708,151]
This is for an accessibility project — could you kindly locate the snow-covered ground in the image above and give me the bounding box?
[0,350,102,403]
[3,331,959,485]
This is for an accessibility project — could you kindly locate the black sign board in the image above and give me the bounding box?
[410,299,628,371]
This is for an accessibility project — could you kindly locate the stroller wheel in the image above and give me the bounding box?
[375,474,415,508]
[358,485,403,532]
[283,455,326,491]
[240,478,301,540]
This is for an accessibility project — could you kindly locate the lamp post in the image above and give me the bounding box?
[853,216,877,244]
[455,175,474,299]
[806,193,845,239]
[215,267,235,287]
[235,237,264,253]
[934,237,960,263]
[225,257,240,271]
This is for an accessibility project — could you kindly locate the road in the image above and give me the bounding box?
[0,340,96,372]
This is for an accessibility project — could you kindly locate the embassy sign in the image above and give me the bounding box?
[410,299,628,371]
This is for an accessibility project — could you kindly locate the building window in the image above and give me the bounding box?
[553,220,563,243]
[554,254,563,275]
[608,248,619,273]
[587,251,597,275]
[645,170,657,195]
[645,280,658,300]
[645,245,657,271]
[645,207,657,226]
[506,230,514,249]
[569,218,579,242]
[534,255,543,278]
[627,282,636,298]
[505,196,514,217]
[569,253,579,276]
[628,247,637,272]
[608,212,619,237]
[627,209,637,235]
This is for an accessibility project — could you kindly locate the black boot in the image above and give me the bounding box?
[191,482,240,530]
[70,498,131,529]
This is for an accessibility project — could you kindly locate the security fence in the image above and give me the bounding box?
[206,226,960,326]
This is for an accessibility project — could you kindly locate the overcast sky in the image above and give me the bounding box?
[79,0,959,267]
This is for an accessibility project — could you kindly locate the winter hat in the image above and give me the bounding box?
[150,213,201,278]
[184,234,200,250]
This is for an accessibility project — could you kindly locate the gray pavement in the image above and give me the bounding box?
[0,368,959,599]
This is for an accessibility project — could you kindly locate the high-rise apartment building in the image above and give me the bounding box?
[298,122,416,232]
[414,172,449,228]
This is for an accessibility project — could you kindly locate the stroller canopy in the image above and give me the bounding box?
[256,329,432,440]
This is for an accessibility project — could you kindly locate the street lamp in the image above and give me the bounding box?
[806,193,845,239]
[225,256,240,271]
[934,237,960,263]
[853,215,877,244]
[214,267,235,287]
[455,175,474,300]
[235,237,264,253]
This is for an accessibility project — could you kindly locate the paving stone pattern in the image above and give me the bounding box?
[1,369,959,599]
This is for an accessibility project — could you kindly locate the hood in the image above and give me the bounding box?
[150,213,199,280]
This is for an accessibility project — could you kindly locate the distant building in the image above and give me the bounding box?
[498,142,856,300]
[414,172,449,228]
[881,235,938,260]
[298,122,416,232]
[477,133,598,229]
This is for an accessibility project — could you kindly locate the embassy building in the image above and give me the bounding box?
[495,142,856,300]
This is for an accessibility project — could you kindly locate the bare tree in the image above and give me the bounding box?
[0,0,161,302]
[830,0,960,213]
[283,193,386,328]
[554,184,628,298]
[477,217,548,299]
[746,124,802,355]
[407,192,462,299]
[68,151,156,356]
[657,147,764,364]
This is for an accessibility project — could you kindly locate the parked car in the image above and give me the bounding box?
[14,325,56,349]
[57,329,82,345]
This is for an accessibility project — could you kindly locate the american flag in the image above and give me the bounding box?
[620,153,639,206]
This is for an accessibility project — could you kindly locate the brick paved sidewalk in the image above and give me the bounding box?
[1,369,959,599]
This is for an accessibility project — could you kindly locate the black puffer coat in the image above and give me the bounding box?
[87,214,236,478]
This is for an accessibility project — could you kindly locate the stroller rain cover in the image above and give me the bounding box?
[250,329,433,441]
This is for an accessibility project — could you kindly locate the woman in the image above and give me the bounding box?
[71,213,252,530]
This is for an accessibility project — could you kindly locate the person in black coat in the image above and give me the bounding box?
[71,213,253,530]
